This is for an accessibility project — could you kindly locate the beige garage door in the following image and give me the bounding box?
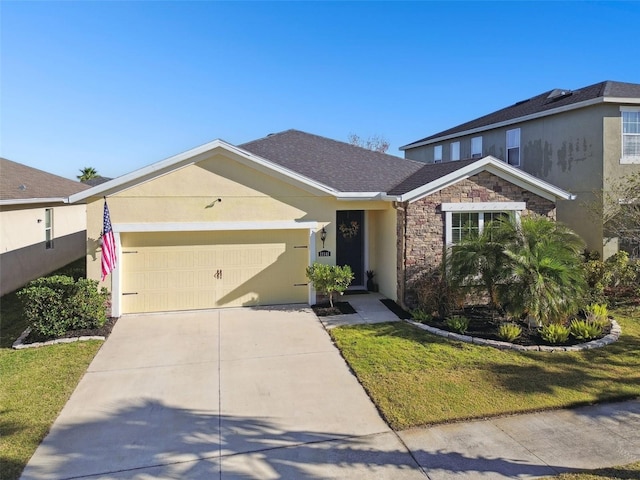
[120,230,309,314]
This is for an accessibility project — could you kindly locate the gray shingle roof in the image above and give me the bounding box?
[0,158,90,201]
[402,80,640,149]
[387,158,479,195]
[240,130,424,193]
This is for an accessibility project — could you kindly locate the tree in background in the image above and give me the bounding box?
[603,172,640,257]
[347,133,390,153]
[77,167,98,182]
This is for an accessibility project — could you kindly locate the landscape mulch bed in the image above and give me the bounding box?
[23,317,118,345]
[312,301,357,317]
[380,300,612,347]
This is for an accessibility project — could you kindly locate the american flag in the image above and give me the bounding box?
[101,200,117,280]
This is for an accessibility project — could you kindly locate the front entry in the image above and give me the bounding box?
[336,210,365,287]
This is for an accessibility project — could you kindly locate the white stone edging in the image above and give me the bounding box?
[12,327,105,350]
[405,319,622,352]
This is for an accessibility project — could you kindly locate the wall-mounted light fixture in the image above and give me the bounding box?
[320,226,327,248]
[205,198,222,209]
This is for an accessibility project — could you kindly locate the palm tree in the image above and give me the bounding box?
[448,218,512,308]
[497,215,586,325]
[77,167,98,182]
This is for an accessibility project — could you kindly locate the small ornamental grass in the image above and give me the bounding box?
[570,319,603,341]
[498,322,523,342]
[539,323,571,344]
[445,315,469,334]
[584,303,609,330]
[411,308,431,323]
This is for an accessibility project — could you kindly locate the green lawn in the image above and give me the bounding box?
[0,341,102,479]
[0,258,102,480]
[330,306,640,430]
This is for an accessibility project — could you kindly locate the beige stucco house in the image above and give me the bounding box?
[401,80,640,259]
[0,158,89,295]
[69,130,573,316]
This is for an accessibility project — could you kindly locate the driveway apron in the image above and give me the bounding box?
[21,307,424,479]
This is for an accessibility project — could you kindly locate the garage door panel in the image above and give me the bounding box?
[121,230,308,314]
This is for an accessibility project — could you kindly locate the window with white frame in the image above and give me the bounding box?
[434,145,442,163]
[506,128,521,166]
[45,208,54,249]
[442,202,524,245]
[450,141,460,161]
[621,107,640,163]
[471,136,483,158]
[451,211,479,243]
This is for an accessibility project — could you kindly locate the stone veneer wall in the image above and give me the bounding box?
[397,171,557,308]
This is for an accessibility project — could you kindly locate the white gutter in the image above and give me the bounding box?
[0,197,68,206]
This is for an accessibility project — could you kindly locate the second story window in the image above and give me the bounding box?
[506,128,521,166]
[621,107,640,164]
[471,136,483,158]
[45,208,54,249]
[450,141,460,161]
[434,145,442,163]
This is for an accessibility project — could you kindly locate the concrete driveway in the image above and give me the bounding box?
[21,306,424,479]
[20,303,640,479]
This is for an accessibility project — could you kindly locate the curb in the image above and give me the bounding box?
[405,319,622,352]
[12,328,105,350]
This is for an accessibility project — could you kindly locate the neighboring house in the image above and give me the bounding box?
[68,130,572,316]
[82,176,112,187]
[0,158,90,296]
[401,80,640,259]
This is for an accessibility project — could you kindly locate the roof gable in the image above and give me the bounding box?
[0,158,89,204]
[401,80,640,149]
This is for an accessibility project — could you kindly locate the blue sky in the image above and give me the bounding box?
[1,1,639,180]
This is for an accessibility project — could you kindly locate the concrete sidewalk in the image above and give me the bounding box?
[20,297,640,479]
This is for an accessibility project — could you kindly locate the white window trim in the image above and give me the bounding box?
[621,106,640,164]
[471,136,482,158]
[450,141,460,161]
[442,202,524,245]
[506,128,521,167]
[434,145,443,163]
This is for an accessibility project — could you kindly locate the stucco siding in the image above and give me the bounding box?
[0,203,87,295]
[0,231,86,295]
[85,153,396,293]
[367,208,398,301]
[0,203,86,253]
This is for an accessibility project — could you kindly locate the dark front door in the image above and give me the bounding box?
[336,210,364,287]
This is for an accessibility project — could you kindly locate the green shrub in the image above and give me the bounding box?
[18,275,109,338]
[306,262,354,308]
[411,308,431,323]
[445,315,470,334]
[570,318,603,341]
[498,323,523,342]
[539,323,570,344]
